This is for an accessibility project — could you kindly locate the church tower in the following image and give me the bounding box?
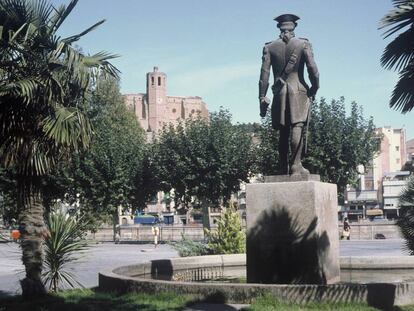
[146,66,167,133]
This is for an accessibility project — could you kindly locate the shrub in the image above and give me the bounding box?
[170,234,211,257]
[43,212,90,292]
[205,203,246,254]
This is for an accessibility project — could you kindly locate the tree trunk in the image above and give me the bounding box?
[201,198,211,231]
[112,211,119,241]
[19,194,48,298]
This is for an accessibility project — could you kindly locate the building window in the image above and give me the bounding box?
[191,109,195,113]
[172,108,176,113]
[151,76,154,85]
[396,146,400,151]
[158,77,161,86]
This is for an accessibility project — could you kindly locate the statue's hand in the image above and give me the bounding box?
[307,86,318,100]
[260,97,270,118]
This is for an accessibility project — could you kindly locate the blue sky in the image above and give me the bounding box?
[56,0,413,139]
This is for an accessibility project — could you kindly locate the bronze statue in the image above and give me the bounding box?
[259,14,319,175]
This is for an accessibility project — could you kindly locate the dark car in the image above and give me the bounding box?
[374,233,386,239]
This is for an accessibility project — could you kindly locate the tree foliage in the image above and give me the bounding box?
[304,97,379,197]
[254,114,280,176]
[54,76,153,230]
[380,0,414,113]
[154,108,254,227]
[256,97,379,201]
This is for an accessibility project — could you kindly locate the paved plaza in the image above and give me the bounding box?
[0,239,409,296]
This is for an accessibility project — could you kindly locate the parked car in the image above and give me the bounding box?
[374,233,386,239]
[369,216,388,222]
[133,213,161,225]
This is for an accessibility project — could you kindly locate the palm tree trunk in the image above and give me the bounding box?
[19,194,48,298]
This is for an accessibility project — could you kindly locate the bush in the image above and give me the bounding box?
[205,203,246,254]
[43,212,90,292]
[170,234,211,257]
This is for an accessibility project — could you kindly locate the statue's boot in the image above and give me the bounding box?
[278,126,290,175]
[290,163,310,175]
[290,123,309,176]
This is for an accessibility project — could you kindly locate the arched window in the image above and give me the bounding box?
[158,76,161,86]
[151,76,154,85]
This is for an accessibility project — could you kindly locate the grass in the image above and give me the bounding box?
[0,288,196,311]
[243,295,368,310]
[242,294,414,311]
[3,290,414,311]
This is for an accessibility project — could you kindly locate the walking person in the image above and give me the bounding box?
[342,217,351,240]
[152,225,160,248]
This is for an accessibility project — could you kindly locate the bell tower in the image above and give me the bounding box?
[147,66,167,133]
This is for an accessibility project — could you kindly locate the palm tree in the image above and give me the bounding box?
[0,0,118,297]
[396,176,414,254]
[380,0,414,113]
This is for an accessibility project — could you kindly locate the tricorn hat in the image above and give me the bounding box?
[274,14,300,28]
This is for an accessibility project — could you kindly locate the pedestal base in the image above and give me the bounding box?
[246,180,340,284]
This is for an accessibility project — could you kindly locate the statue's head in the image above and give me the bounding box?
[274,14,300,42]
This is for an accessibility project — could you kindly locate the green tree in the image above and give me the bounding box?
[0,0,117,297]
[205,203,245,254]
[304,98,378,200]
[255,98,378,201]
[155,109,254,229]
[254,114,280,175]
[380,0,414,113]
[63,77,151,237]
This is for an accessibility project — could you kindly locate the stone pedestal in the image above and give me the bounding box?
[246,176,340,284]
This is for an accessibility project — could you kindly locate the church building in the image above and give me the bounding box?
[124,67,208,136]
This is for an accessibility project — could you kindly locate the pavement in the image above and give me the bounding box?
[0,242,178,295]
[0,239,409,310]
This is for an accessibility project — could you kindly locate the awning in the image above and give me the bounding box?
[366,209,384,216]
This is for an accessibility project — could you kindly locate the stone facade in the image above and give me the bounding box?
[124,67,208,137]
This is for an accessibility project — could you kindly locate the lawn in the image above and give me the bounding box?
[0,289,195,311]
[2,289,414,311]
[242,295,414,311]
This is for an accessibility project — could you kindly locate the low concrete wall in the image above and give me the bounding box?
[118,225,205,242]
[99,254,414,309]
[340,222,401,240]
[1,222,403,242]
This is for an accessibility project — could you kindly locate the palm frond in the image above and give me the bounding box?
[389,63,414,113]
[50,0,78,32]
[43,211,89,292]
[380,1,414,38]
[43,106,92,150]
[30,0,53,28]
[0,78,40,103]
[62,19,106,44]
[0,0,118,181]
[382,27,414,70]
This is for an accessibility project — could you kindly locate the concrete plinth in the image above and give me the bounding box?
[246,179,340,284]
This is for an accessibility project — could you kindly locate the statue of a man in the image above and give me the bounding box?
[259,14,319,175]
